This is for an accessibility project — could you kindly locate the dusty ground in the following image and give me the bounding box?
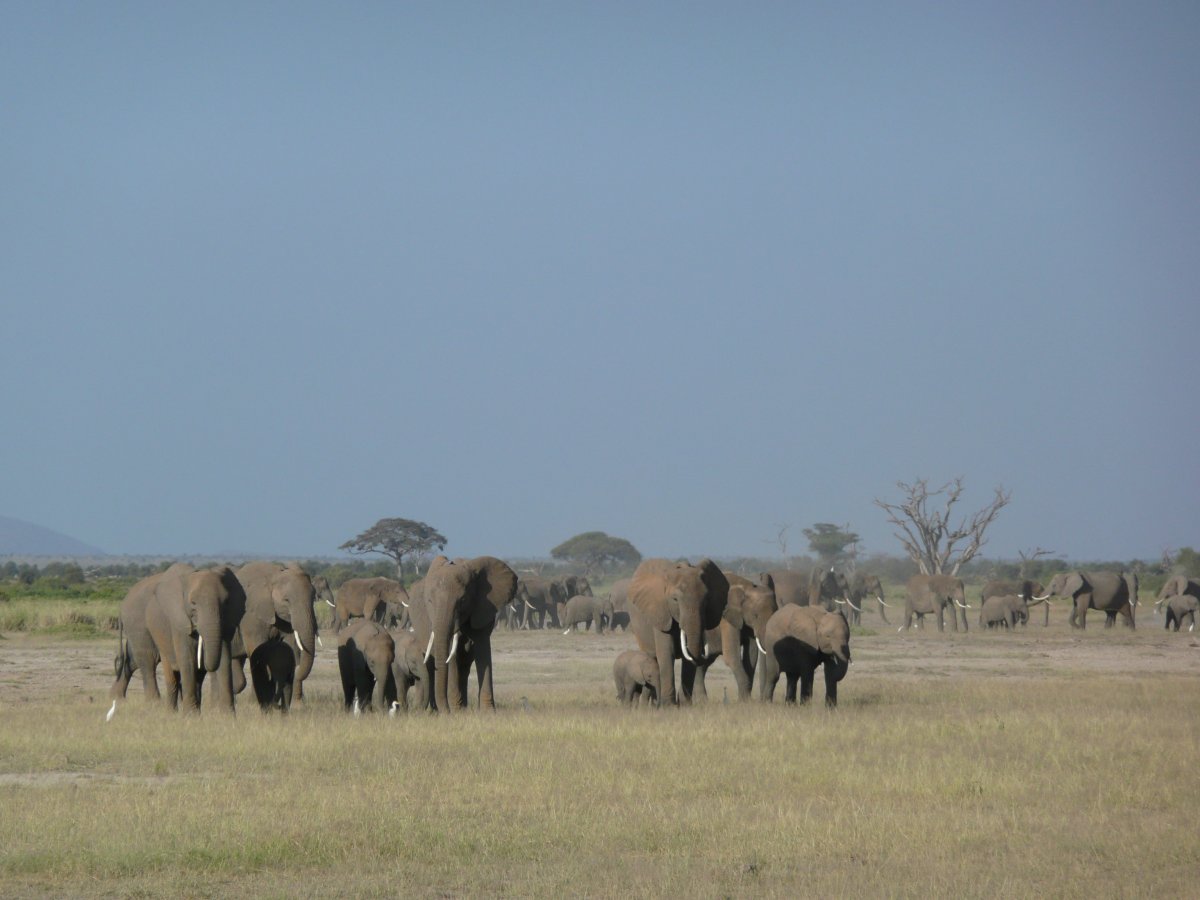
[2,611,1197,711]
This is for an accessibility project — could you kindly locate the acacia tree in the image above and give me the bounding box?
[339,518,447,578]
[874,478,1011,576]
[550,531,642,575]
[802,523,860,567]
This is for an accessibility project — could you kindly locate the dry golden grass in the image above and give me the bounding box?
[0,620,1197,898]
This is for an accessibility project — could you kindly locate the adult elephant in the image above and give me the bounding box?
[337,619,396,713]
[628,558,728,706]
[415,556,517,713]
[112,565,181,703]
[514,575,558,629]
[712,573,777,700]
[234,562,321,710]
[846,573,890,625]
[902,574,970,632]
[759,605,851,707]
[560,595,614,633]
[607,578,633,631]
[144,564,245,713]
[1041,571,1133,629]
[808,567,851,612]
[764,570,810,607]
[332,577,410,632]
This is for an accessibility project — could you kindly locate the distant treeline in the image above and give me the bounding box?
[2,549,1195,602]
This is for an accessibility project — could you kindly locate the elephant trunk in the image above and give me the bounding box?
[197,605,223,673]
[291,601,318,685]
[432,601,457,713]
[372,670,389,713]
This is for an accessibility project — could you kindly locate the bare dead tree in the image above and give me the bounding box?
[763,523,791,569]
[874,478,1011,576]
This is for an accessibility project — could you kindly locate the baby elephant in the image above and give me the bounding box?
[561,595,615,634]
[980,594,1027,629]
[337,619,396,713]
[1163,594,1199,632]
[249,639,296,712]
[613,650,660,707]
[389,631,431,711]
[759,605,851,707]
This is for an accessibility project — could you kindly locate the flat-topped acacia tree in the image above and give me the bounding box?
[339,518,447,578]
[551,531,642,576]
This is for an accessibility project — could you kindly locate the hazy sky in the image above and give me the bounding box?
[2,3,1197,562]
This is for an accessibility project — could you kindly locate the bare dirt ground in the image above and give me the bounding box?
[2,612,1197,712]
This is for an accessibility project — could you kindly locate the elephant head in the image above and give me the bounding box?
[809,567,851,611]
[422,556,518,713]
[628,558,729,705]
[312,575,336,615]
[724,576,778,653]
[272,565,320,684]
[817,608,851,671]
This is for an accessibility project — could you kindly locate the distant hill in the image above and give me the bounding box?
[0,515,105,557]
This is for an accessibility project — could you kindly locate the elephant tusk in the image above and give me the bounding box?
[106,700,117,722]
[316,635,324,649]
[704,641,711,657]
[847,597,862,611]
[878,596,892,607]
[196,635,204,670]
[525,599,535,610]
[755,638,766,656]
[954,598,969,609]
[898,625,905,632]
[325,598,336,608]
[563,627,572,635]
[401,600,410,608]
[446,632,459,665]
[680,633,695,663]
[834,598,845,605]
[423,632,434,664]
[295,632,309,656]
[1031,593,1051,602]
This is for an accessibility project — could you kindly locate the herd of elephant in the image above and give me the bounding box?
[106,556,1200,720]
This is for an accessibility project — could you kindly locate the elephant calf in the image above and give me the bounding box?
[613,650,660,707]
[337,620,396,713]
[250,639,296,711]
[760,605,851,708]
[560,595,614,634]
[390,631,431,711]
[1163,594,1199,632]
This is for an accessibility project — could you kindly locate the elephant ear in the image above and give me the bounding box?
[629,560,675,632]
[469,557,518,613]
[759,572,775,592]
[695,558,730,629]
[155,564,195,631]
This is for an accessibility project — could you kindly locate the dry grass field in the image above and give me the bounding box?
[1,614,1198,898]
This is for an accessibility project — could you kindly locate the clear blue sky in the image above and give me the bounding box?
[2,3,1196,561]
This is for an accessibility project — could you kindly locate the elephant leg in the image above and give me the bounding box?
[726,642,752,701]
[784,672,798,704]
[139,662,161,700]
[214,641,234,713]
[823,664,839,708]
[474,639,495,711]
[173,633,200,712]
[692,663,709,703]
[452,651,470,710]
[937,608,945,632]
[654,630,677,706]
[799,670,815,704]
[160,665,179,710]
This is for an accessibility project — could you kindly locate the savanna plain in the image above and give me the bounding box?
[1,602,1198,899]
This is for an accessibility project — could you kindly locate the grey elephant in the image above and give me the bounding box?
[607,578,633,631]
[337,619,396,713]
[112,563,245,714]
[846,573,890,625]
[560,595,614,633]
[808,567,852,612]
[763,570,810,607]
[514,575,558,629]
[613,649,660,707]
[982,578,1049,625]
[249,638,295,711]
[902,574,970,632]
[234,562,321,710]
[710,572,777,700]
[1042,571,1133,629]
[332,577,410,632]
[389,631,430,710]
[979,594,1047,629]
[629,558,729,706]
[1155,574,1200,615]
[1163,594,1199,631]
[411,556,518,713]
[759,605,851,707]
